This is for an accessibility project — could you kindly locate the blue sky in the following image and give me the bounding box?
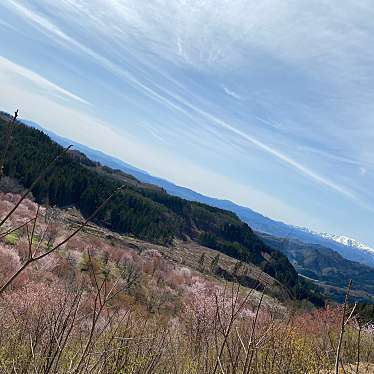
[0,0,373,246]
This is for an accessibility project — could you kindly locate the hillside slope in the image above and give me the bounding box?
[22,117,374,268]
[0,113,322,304]
[259,233,374,303]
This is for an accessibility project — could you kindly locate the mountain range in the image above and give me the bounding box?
[2,113,327,306]
[258,232,374,303]
[22,118,374,269]
[0,112,371,303]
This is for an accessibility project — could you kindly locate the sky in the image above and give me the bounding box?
[0,0,373,246]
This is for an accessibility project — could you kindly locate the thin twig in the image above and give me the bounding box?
[335,280,352,374]
[0,144,73,228]
[0,186,124,295]
[243,290,265,374]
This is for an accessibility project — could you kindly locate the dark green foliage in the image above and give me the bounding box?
[294,278,325,307]
[0,115,322,303]
[198,252,206,271]
[0,117,181,244]
[354,304,374,325]
[232,261,242,276]
[210,254,220,273]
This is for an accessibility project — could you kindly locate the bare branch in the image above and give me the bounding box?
[0,186,124,295]
[335,279,352,374]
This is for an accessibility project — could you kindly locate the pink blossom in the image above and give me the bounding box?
[0,244,20,283]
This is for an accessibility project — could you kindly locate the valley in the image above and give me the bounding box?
[0,112,373,373]
[20,114,374,304]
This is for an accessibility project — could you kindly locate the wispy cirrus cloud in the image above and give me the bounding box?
[1,0,374,244]
[4,1,350,192]
[0,53,302,225]
[222,86,243,101]
[0,56,89,105]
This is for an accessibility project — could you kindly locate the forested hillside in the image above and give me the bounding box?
[0,113,323,304]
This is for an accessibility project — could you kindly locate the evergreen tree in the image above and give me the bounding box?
[210,254,220,274]
[232,261,242,276]
[198,253,205,272]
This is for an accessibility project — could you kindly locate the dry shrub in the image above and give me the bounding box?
[0,191,374,373]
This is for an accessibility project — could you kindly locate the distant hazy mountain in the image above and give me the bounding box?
[23,118,374,268]
[22,119,147,176]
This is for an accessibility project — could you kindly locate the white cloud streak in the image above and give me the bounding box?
[3,0,374,236]
[0,54,304,225]
[3,0,361,202]
[222,86,242,100]
[0,55,89,105]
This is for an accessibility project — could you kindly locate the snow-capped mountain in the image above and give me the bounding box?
[294,226,374,265]
[319,233,374,254]
[297,226,374,254]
